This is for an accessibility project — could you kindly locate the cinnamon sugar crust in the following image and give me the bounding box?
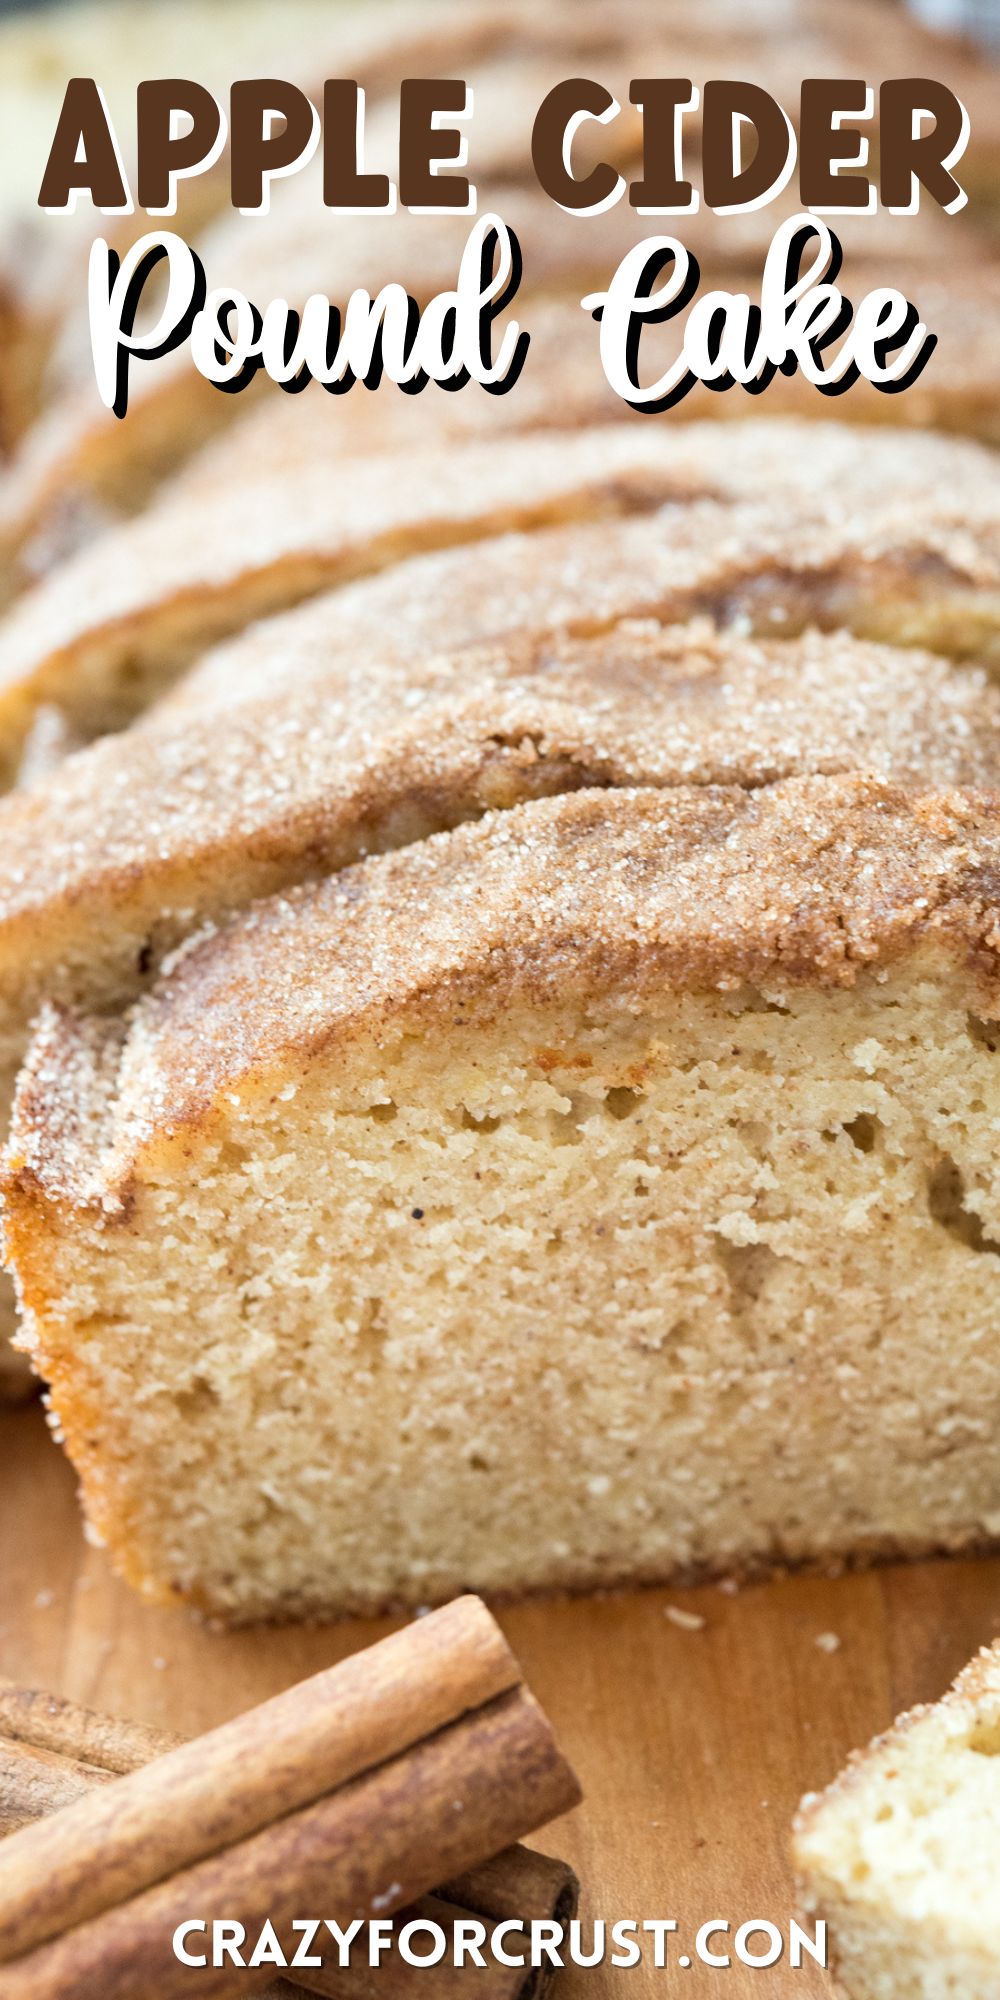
[0,420,706,779]
[2,418,1000,787]
[794,1643,1000,1856]
[2,619,1000,1054]
[165,472,1000,728]
[11,775,1000,1205]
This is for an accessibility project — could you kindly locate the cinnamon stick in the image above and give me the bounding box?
[291,1894,541,2000]
[0,1741,106,1834]
[0,1598,580,1999]
[0,1680,183,1779]
[0,1688,577,2000]
[0,1595,525,1961]
[0,1684,578,2000]
[442,1846,579,1930]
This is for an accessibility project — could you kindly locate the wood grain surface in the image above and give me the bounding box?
[3,1402,999,1997]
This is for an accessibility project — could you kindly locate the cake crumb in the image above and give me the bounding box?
[665,1605,707,1631]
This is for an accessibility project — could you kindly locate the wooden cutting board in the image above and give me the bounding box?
[3,1400,999,1998]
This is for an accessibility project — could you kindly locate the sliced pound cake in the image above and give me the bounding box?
[9,777,1000,1617]
[0,432,998,1400]
[794,1643,1000,1999]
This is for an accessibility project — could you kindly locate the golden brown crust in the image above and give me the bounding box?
[0,421,702,772]
[0,418,722,749]
[11,775,1000,1210]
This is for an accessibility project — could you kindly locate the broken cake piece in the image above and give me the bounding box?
[794,1642,1000,2000]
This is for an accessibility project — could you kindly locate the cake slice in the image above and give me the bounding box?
[1,422,992,1400]
[9,775,1000,1618]
[794,1644,1000,1999]
[0,421,702,780]
[2,419,1000,786]
[163,465,1000,735]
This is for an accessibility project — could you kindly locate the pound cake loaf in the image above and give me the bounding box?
[0,606,993,1250]
[9,777,1000,1618]
[0,435,994,1397]
[0,411,996,1399]
[0,418,995,1399]
[794,1643,1000,1999]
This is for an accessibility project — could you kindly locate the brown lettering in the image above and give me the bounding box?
[38,77,130,210]
[136,79,222,211]
[628,79,695,209]
[703,81,792,210]
[323,81,392,208]
[399,80,470,209]
[229,79,316,210]
[531,78,620,211]
[799,80,873,209]
[879,77,967,209]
